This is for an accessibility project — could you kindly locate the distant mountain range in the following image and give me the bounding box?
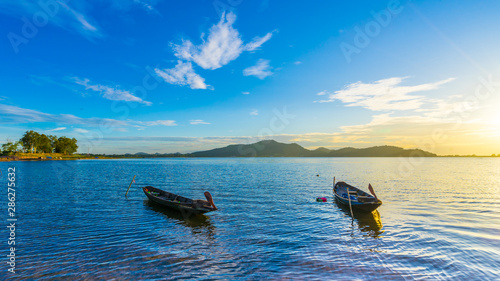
[188,140,437,157]
[115,140,437,158]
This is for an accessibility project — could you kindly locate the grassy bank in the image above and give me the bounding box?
[0,153,118,161]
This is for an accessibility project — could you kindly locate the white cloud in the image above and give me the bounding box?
[243,59,273,79]
[0,103,54,123]
[172,12,273,70]
[74,78,152,105]
[316,90,327,96]
[172,12,243,70]
[250,110,259,116]
[190,120,210,125]
[294,61,302,65]
[1,1,103,40]
[0,103,178,129]
[158,12,273,89]
[136,120,177,126]
[48,127,67,132]
[58,2,99,33]
[132,0,156,12]
[242,91,250,95]
[316,77,455,111]
[107,0,162,13]
[330,112,499,155]
[94,123,499,155]
[155,61,209,90]
[0,103,127,127]
[2,1,167,41]
[244,32,274,51]
[74,128,89,133]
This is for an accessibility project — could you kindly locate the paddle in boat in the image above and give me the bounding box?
[333,177,382,212]
[143,186,217,215]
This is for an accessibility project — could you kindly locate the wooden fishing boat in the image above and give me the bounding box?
[333,180,382,212]
[143,186,217,214]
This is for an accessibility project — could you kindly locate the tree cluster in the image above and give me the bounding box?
[1,130,78,155]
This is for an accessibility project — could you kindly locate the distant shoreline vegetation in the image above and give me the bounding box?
[1,138,498,161]
[76,140,500,158]
[104,140,498,158]
[1,130,80,160]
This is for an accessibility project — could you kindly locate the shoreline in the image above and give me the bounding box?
[1,155,498,162]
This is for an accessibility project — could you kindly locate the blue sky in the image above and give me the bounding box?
[1,0,500,155]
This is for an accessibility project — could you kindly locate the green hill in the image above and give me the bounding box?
[327,145,435,157]
[190,140,310,157]
[189,140,437,157]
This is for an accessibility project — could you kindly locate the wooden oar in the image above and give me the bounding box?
[204,192,217,210]
[125,175,136,197]
[368,183,378,200]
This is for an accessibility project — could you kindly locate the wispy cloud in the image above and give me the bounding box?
[0,103,177,129]
[242,91,250,95]
[243,59,273,79]
[155,61,210,90]
[1,1,103,40]
[250,109,259,116]
[2,1,166,40]
[48,127,67,132]
[0,103,127,127]
[106,0,162,13]
[329,112,498,154]
[157,12,273,89]
[244,32,274,51]
[315,77,455,111]
[132,0,157,12]
[0,103,55,123]
[58,2,100,34]
[190,120,210,125]
[74,78,152,105]
[74,128,89,134]
[63,122,498,154]
[135,120,177,126]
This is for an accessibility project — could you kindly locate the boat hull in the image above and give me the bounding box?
[143,186,216,215]
[334,195,381,212]
[333,182,382,212]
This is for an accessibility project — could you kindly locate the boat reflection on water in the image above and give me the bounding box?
[334,200,384,238]
[144,200,215,238]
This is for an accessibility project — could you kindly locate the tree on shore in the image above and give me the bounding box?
[55,137,78,154]
[21,130,41,153]
[2,130,78,155]
[49,135,58,149]
[38,134,53,153]
[1,141,21,155]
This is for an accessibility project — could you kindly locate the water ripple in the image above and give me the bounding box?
[1,158,499,280]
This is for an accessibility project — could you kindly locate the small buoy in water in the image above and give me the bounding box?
[316,197,327,202]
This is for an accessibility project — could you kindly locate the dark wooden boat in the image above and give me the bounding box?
[333,180,382,212]
[143,186,217,214]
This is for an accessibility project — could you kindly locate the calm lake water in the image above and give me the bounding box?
[0,158,499,280]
